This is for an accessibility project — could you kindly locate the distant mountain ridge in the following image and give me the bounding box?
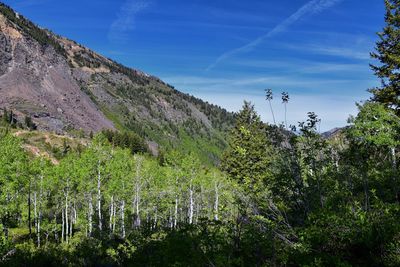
[0,2,234,162]
[321,127,347,139]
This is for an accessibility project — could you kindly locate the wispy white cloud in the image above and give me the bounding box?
[162,72,376,131]
[207,7,270,23]
[108,0,151,43]
[206,0,344,71]
[163,74,374,92]
[230,59,369,74]
[282,40,373,61]
[12,0,48,8]
[305,45,371,60]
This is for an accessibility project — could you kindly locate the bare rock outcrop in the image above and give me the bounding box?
[0,12,114,133]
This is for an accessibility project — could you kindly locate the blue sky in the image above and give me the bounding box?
[3,0,385,131]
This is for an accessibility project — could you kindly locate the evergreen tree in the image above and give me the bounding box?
[370,0,400,113]
[221,101,273,195]
[62,139,71,156]
[24,116,36,131]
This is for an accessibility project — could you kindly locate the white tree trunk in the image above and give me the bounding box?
[74,203,77,223]
[214,182,219,221]
[88,195,93,237]
[112,202,116,232]
[169,209,173,229]
[133,157,143,229]
[65,190,69,243]
[33,192,37,244]
[69,212,73,239]
[135,186,141,227]
[121,200,125,238]
[97,161,102,231]
[61,209,64,243]
[154,207,158,230]
[391,147,397,168]
[74,204,77,229]
[38,175,43,247]
[189,184,194,224]
[37,209,41,247]
[174,197,178,228]
[109,196,114,232]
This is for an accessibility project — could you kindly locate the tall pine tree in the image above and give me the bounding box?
[221,101,273,195]
[370,0,400,113]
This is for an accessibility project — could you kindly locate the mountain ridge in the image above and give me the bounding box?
[0,2,234,162]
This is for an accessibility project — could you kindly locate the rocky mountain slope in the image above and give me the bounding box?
[0,3,234,161]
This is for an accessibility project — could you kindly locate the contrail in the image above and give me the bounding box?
[206,0,343,71]
[108,0,151,43]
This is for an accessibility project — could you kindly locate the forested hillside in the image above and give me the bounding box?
[0,0,400,266]
[0,2,234,164]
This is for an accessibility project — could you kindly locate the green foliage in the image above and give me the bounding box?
[1,109,39,132]
[0,134,28,229]
[370,0,400,112]
[220,99,400,266]
[102,129,148,154]
[83,71,233,165]
[221,101,273,194]
[0,131,238,266]
[0,3,400,265]
[0,108,17,127]
[291,204,400,266]
[0,225,13,262]
[349,102,400,147]
[1,99,400,266]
